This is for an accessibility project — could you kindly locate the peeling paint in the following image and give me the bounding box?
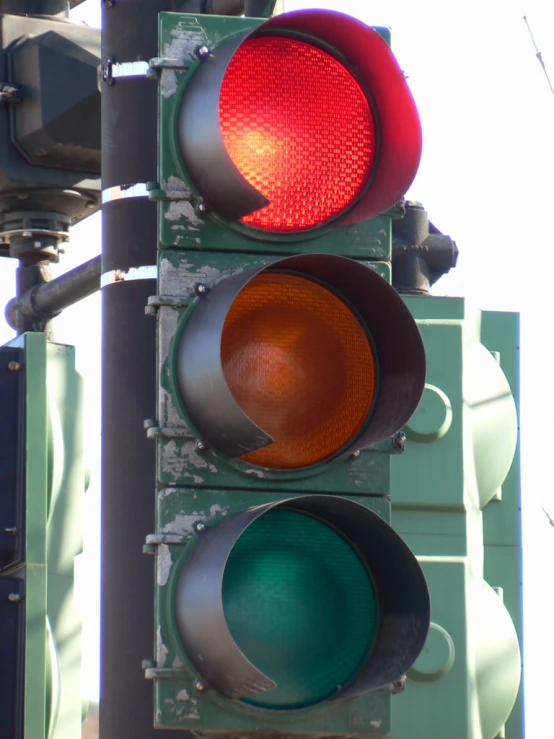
[160,385,183,428]
[245,467,265,478]
[176,689,189,701]
[209,504,228,518]
[161,176,191,200]
[160,259,223,297]
[161,68,178,98]
[157,627,168,668]
[172,655,184,669]
[157,544,172,587]
[158,306,179,368]
[164,30,207,62]
[370,720,383,728]
[165,201,203,227]
[162,512,204,535]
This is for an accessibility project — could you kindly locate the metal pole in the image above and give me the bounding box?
[101,2,172,738]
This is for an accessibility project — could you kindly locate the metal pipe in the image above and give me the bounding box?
[5,254,101,331]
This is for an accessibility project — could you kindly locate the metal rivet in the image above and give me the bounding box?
[195,284,208,297]
[194,679,207,692]
[8,593,21,603]
[196,439,207,451]
[197,201,209,214]
[350,450,361,459]
[196,46,211,60]
[7,361,22,372]
[393,432,406,449]
[194,522,206,534]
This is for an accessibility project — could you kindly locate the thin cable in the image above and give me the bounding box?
[523,15,554,97]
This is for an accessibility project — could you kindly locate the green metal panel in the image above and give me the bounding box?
[153,12,428,737]
[155,12,393,259]
[1,333,85,739]
[155,249,393,496]
[151,488,391,736]
[390,297,522,739]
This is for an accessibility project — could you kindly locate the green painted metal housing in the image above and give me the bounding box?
[155,11,394,259]
[153,11,429,737]
[391,297,522,739]
[0,333,84,739]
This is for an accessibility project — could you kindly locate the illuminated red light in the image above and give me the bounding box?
[219,36,375,232]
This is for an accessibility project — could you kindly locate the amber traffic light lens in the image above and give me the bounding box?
[220,273,376,469]
[219,36,375,232]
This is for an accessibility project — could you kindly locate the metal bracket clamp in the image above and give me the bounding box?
[102,183,150,204]
[102,59,151,85]
[100,265,157,289]
[0,84,21,105]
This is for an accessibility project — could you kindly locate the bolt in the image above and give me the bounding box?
[392,676,407,693]
[7,361,22,372]
[195,283,208,297]
[194,521,206,534]
[194,679,207,692]
[393,432,406,450]
[196,439,207,451]
[8,593,21,603]
[196,46,211,60]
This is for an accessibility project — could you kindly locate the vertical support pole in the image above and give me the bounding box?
[101,2,170,737]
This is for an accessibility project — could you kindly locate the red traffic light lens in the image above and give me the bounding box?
[220,272,376,469]
[219,35,376,232]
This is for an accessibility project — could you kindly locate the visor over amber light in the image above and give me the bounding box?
[178,9,422,232]
[176,254,426,470]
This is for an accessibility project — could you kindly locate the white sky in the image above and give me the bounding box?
[1,0,553,735]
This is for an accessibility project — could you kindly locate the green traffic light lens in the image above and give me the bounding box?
[222,509,378,709]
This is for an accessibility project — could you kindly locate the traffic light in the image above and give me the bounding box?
[390,299,522,739]
[147,8,430,737]
[0,5,100,257]
[0,333,84,739]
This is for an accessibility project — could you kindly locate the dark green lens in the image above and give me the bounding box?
[222,509,377,709]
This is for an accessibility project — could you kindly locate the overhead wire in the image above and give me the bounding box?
[523,15,554,97]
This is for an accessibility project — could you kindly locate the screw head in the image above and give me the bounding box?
[393,431,406,450]
[196,46,211,60]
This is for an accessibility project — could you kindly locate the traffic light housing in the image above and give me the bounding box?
[0,333,84,739]
[390,299,522,739]
[148,8,430,737]
[154,8,421,257]
[0,9,101,246]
